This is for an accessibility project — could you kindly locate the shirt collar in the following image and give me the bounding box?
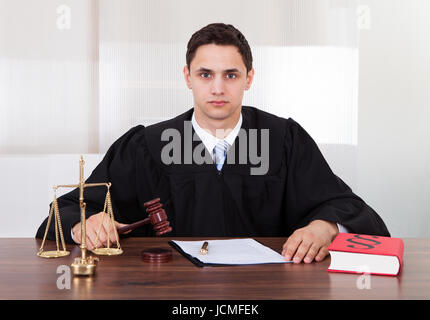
[191,111,243,154]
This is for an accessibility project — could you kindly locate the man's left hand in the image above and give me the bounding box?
[282,220,339,263]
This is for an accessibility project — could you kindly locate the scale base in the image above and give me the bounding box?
[71,257,98,276]
[37,250,70,258]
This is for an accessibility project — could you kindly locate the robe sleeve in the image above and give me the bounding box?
[35,125,146,244]
[284,119,390,236]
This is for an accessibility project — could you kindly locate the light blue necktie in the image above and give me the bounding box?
[214,140,229,171]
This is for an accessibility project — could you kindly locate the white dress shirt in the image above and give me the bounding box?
[191,112,242,159]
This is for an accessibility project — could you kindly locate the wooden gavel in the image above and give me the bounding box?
[116,198,172,236]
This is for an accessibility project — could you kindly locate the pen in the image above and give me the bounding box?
[200,241,209,255]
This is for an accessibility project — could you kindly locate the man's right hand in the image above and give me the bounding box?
[71,212,130,250]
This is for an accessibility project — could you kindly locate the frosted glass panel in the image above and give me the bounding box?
[98,0,359,151]
[98,42,191,151]
[247,46,358,146]
[1,0,359,153]
[0,0,99,154]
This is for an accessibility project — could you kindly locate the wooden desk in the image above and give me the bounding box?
[0,237,429,300]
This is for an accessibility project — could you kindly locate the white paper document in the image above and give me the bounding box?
[171,238,292,265]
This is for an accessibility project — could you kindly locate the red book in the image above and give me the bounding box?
[327,233,404,276]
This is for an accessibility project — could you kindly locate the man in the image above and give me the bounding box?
[36,23,389,264]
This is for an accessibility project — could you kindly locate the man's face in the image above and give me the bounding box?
[184,44,254,125]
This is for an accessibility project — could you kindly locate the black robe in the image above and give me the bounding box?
[36,106,390,243]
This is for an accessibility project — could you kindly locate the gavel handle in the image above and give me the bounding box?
[117,218,150,234]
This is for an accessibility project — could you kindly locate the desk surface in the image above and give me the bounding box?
[0,237,429,300]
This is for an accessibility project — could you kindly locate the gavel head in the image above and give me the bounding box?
[144,198,172,236]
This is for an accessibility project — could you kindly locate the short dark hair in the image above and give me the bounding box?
[186,23,253,73]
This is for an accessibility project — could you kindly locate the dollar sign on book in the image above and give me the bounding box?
[346,234,381,250]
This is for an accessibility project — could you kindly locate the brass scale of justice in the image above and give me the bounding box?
[37,156,172,276]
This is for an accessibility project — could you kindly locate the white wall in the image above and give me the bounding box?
[356,0,430,237]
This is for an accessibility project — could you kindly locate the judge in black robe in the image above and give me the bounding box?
[36,106,390,244]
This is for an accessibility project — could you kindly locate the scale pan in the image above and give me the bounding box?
[92,248,123,256]
[37,250,70,258]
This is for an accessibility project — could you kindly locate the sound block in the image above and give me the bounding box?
[141,248,172,263]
